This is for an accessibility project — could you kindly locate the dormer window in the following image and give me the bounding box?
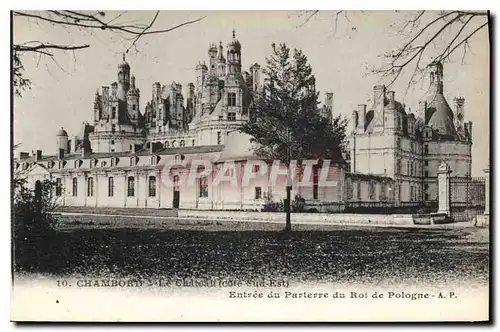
[151,156,158,165]
[74,160,81,168]
[100,161,107,167]
[90,158,98,168]
[110,157,118,167]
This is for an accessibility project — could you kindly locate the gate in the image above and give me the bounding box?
[449,177,485,222]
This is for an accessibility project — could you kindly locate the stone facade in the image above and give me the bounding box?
[346,62,472,206]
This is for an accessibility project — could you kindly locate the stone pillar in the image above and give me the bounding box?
[437,162,451,216]
[483,166,490,215]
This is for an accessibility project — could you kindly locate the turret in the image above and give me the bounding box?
[117,53,130,101]
[226,29,242,73]
[429,61,444,95]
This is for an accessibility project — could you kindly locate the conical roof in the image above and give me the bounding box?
[426,92,458,139]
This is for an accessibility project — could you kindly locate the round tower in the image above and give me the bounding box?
[227,29,241,73]
[56,127,69,153]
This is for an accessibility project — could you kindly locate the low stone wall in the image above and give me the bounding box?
[177,210,420,226]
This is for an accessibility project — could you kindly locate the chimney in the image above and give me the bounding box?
[58,148,65,159]
[81,145,91,157]
[35,150,42,161]
[467,121,473,140]
[373,85,386,103]
[418,101,428,123]
[19,152,29,160]
[453,97,465,130]
[387,91,395,108]
[357,104,367,130]
[352,111,359,131]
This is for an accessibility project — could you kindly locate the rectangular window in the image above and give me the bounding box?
[254,187,262,200]
[148,176,156,197]
[112,107,116,119]
[199,177,208,198]
[132,104,136,110]
[410,162,413,176]
[217,131,222,145]
[228,92,236,106]
[56,178,62,196]
[106,177,113,197]
[424,171,429,178]
[424,144,429,155]
[228,112,236,121]
[192,140,195,146]
[127,177,135,197]
[424,183,429,201]
[72,178,78,196]
[111,124,116,133]
[313,166,319,200]
[356,182,361,200]
[424,160,429,166]
[87,177,94,197]
[111,140,115,145]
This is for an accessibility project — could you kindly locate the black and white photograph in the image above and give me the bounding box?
[10,9,490,322]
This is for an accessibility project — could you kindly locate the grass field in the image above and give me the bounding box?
[14,221,490,287]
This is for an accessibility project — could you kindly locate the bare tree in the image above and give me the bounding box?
[296,10,489,90]
[12,10,206,97]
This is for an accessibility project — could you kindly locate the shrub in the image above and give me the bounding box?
[292,194,306,213]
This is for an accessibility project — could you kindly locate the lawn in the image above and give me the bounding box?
[13,223,489,287]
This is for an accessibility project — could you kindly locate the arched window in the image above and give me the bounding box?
[148,176,156,197]
[55,178,62,196]
[72,178,78,196]
[130,157,137,166]
[127,176,135,197]
[180,140,185,147]
[172,140,177,148]
[192,139,195,146]
[108,177,114,197]
[165,141,170,148]
[151,156,158,165]
[87,177,94,197]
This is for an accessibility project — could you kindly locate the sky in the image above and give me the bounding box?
[13,10,490,176]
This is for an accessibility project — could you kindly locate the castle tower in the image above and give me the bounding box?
[217,41,226,78]
[117,53,131,101]
[226,29,241,74]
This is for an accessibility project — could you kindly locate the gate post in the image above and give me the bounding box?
[483,166,490,215]
[437,162,451,216]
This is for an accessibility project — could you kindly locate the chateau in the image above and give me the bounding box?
[14,31,473,212]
